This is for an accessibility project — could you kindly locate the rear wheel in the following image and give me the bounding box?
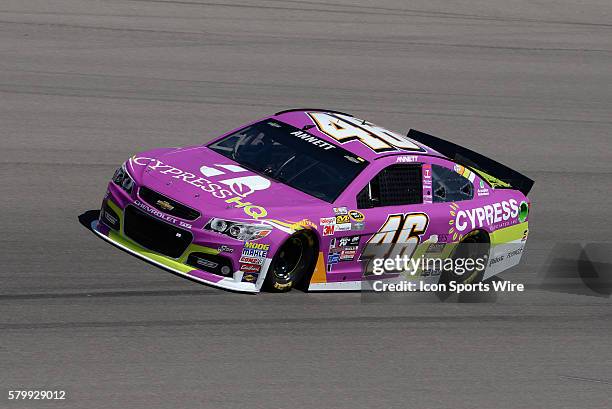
[440,230,490,285]
[264,232,317,292]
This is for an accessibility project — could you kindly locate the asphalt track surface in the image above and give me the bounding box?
[1,1,611,408]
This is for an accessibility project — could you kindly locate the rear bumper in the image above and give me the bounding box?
[91,218,263,294]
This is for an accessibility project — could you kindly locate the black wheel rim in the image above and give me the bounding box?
[273,237,303,281]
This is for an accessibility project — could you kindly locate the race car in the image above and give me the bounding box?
[90,109,533,293]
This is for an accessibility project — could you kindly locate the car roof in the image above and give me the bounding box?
[270,109,441,161]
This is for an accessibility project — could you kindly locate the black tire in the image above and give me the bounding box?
[440,230,490,286]
[264,232,317,292]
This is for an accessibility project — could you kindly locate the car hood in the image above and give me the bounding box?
[127,145,328,221]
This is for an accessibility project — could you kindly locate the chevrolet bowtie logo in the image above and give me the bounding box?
[156,200,174,211]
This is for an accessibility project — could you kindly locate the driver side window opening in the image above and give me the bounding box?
[357,164,422,208]
[431,164,473,203]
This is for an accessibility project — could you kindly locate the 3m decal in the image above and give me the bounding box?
[308,112,423,153]
[322,224,335,236]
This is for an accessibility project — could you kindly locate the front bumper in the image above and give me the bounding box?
[93,194,268,293]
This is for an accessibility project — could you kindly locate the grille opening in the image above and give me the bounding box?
[138,186,200,221]
[187,253,233,277]
[124,206,192,258]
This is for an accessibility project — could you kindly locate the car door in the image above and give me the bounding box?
[328,156,477,283]
[323,159,428,283]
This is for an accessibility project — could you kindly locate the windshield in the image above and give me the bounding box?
[208,120,368,203]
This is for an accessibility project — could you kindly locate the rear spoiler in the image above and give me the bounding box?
[408,129,534,195]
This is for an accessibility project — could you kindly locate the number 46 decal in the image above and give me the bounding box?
[362,213,429,274]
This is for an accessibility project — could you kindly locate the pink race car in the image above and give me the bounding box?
[91,109,532,293]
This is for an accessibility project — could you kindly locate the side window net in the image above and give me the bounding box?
[357,164,422,208]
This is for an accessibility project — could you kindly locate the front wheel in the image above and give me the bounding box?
[264,232,317,292]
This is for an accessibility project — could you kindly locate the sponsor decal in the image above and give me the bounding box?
[289,130,336,150]
[335,223,351,232]
[291,219,318,231]
[351,221,365,231]
[320,217,335,226]
[425,242,445,254]
[217,245,234,253]
[308,112,423,153]
[339,247,357,261]
[333,206,348,215]
[244,242,270,251]
[518,201,529,223]
[133,200,192,229]
[322,224,335,236]
[131,157,268,219]
[241,263,261,274]
[489,255,504,266]
[396,155,418,163]
[328,252,340,265]
[337,235,360,247]
[156,200,174,211]
[321,217,337,236]
[239,241,269,265]
[239,255,264,266]
[241,247,268,259]
[448,200,520,241]
[348,210,364,222]
[453,163,476,183]
[242,273,257,282]
[507,247,524,259]
[477,180,490,197]
[329,235,360,262]
[336,214,350,224]
[273,281,292,290]
[422,163,433,204]
[321,214,354,236]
